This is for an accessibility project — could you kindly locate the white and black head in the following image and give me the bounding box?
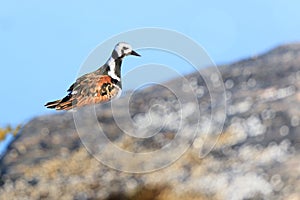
[105,42,140,83]
[113,42,141,58]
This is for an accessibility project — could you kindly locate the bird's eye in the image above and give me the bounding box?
[123,47,129,50]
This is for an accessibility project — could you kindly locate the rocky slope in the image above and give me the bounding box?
[1,43,300,200]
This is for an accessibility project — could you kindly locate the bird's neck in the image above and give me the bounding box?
[105,52,124,82]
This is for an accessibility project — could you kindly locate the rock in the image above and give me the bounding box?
[1,43,300,200]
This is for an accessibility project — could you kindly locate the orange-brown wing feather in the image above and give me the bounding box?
[57,74,121,110]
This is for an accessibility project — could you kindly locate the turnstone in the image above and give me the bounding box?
[45,42,140,110]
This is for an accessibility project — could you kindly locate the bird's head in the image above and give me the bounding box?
[114,42,141,58]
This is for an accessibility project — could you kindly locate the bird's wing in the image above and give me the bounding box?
[67,65,107,93]
[64,73,121,108]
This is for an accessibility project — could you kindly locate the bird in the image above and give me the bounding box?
[45,42,140,110]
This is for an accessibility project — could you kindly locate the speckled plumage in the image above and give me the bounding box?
[45,42,140,110]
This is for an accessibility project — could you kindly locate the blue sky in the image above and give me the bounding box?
[0,0,300,127]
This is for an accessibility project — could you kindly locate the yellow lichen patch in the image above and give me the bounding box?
[0,125,21,141]
[129,184,210,200]
[213,124,247,149]
[24,148,93,180]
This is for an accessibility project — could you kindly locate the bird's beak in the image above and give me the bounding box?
[130,50,141,57]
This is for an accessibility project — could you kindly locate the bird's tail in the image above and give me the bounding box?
[44,95,74,110]
[44,99,62,109]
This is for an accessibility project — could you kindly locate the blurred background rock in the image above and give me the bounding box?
[0,43,299,200]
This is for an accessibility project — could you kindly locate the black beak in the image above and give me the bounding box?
[130,50,141,57]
